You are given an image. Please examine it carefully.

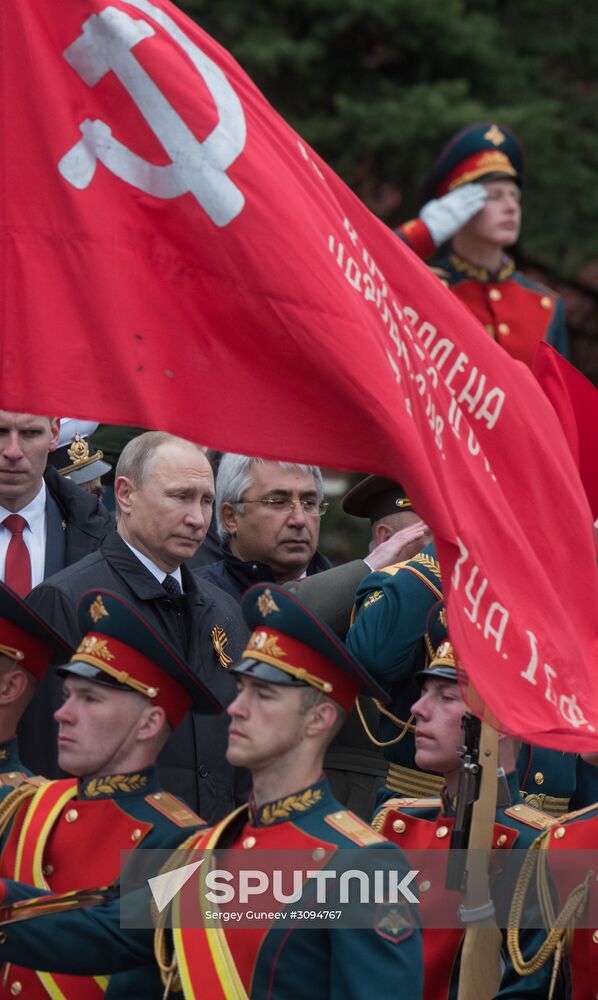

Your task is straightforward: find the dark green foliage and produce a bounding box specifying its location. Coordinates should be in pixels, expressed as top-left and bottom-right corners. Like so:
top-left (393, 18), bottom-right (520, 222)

top-left (180, 0), bottom-right (598, 279)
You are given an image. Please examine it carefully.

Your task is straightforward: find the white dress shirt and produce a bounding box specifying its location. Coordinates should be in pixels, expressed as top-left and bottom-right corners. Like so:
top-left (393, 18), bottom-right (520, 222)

top-left (121, 539), bottom-right (183, 590)
top-left (0, 482), bottom-right (48, 589)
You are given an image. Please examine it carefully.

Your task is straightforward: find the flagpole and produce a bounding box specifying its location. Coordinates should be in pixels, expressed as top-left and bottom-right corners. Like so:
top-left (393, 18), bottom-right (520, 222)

top-left (456, 721), bottom-right (502, 1000)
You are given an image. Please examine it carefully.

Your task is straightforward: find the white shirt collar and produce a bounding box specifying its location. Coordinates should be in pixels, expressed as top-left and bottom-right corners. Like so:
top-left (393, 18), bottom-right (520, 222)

top-left (0, 481), bottom-right (47, 531)
top-left (120, 538), bottom-right (183, 588)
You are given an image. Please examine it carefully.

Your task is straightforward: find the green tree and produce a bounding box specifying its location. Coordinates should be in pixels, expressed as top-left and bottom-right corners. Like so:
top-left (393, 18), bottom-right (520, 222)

top-left (181, 0), bottom-right (598, 279)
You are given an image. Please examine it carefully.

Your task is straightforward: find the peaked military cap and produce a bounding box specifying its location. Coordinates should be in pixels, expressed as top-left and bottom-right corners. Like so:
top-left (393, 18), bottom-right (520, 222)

top-left (235, 583), bottom-right (390, 711)
top-left (0, 581), bottom-right (73, 680)
top-left (419, 122), bottom-right (524, 207)
top-left (60, 590), bottom-right (223, 727)
top-left (46, 433), bottom-right (111, 486)
top-left (416, 601), bottom-right (457, 686)
top-left (342, 475), bottom-right (413, 524)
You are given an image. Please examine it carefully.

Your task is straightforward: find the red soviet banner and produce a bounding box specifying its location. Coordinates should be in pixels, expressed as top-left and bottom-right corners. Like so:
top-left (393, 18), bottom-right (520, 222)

top-left (1, 0), bottom-right (597, 748)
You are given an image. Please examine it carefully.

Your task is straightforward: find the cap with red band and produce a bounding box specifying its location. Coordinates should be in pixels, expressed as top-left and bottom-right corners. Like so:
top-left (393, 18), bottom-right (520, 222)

top-left (419, 121), bottom-right (524, 208)
top-left (60, 590), bottom-right (223, 728)
top-left (235, 584), bottom-right (389, 711)
top-left (0, 580), bottom-right (72, 679)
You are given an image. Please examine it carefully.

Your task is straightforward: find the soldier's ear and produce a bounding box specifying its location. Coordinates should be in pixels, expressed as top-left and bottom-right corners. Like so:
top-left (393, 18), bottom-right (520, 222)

top-left (220, 502), bottom-right (239, 537)
top-left (0, 665), bottom-right (29, 704)
top-left (303, 699), bottom-right (339, 739)
top-left (373, 521), bottom-right (394, 545)
top-left (137, 704), bottom-right (167, 742)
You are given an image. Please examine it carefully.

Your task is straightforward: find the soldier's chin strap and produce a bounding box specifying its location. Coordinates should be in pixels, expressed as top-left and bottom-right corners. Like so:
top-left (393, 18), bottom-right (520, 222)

top-left (455, 719), bottom-right (502, 1000)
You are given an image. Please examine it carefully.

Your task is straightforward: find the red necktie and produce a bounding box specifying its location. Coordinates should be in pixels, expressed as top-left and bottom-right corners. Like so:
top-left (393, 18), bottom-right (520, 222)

top-left (3, 514), bottom-right (32, 597)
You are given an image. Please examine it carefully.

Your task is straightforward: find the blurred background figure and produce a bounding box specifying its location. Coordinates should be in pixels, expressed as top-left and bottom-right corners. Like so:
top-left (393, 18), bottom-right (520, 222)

top-left (47, 424), bottom-right (112, 502)
top-left (397, 122), bottom-right (569, 367)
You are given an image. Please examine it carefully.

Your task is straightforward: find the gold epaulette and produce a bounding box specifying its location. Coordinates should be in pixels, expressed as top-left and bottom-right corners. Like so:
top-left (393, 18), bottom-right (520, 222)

top-left (145, 791), bottom-right (204, 828)
top-left (325, 810), bottom-right (386, 846)
top-left (0, 781), bottom-right (42, 839)
top-left (24, 774), bottom-right (49, 788)
top-left (391, 796), bottom-right (442, 809)
top-left (0, 771), bottom-right (30, 789)
top-left (503, 803), bottom-right (559, 830)
top-left (378, 561), bottom-right (408, 576)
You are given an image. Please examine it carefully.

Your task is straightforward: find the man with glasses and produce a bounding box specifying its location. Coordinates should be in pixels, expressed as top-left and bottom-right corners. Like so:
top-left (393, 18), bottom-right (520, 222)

top-left (195, 454), bottom-right (331, 601)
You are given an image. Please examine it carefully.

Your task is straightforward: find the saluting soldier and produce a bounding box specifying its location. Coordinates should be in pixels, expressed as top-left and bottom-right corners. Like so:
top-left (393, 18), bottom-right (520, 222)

top-left (373, 602), bottom-right (565, 999)
top-left (0, 584), bottom-right (424, 999)
top-left (0, 581), bottom-right (72, 793)
top-left (0, 588), bottom-right (222, 999)
top-left (396, 122), bottom-right (569, 368)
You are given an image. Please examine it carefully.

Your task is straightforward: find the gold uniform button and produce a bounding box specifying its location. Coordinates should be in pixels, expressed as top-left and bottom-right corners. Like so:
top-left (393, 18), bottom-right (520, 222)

top-left (534, 772), bottom-right (545, 786)
top-left (10, 984), bottom-right (22, 996)
top-left (436, 825), bottom-right (449, 839)
top-left (485, 324), bottom-right (495, 337)
top-left (496, 834), bottom-right (507, 847)
top-left (131, 829), bottom-right (142, 843)
top-left (541, 296), bottom-right (553, 309)
top-left (42, 864), bottom-right (54, 877)
top-left (489, 288), bottom-right (502, 301)
top-left (65, 809), bottom-right (78, 823)
top-left (419, 880), bottom-right (431, 893)
top-left (553, 827), bottom-right (566, 840)
top-left (0, 931), bottom-right (6, 944)
top-left (243, 836), bottom-right (256, 849)
top-left (497, 322), bottom-right (510, 335)
top-left (312, 847), bottom-right (326, 861)
top-left (592, 930), bottom-right (598, 944)
top-left (392, 819), bottom-right (406, 834)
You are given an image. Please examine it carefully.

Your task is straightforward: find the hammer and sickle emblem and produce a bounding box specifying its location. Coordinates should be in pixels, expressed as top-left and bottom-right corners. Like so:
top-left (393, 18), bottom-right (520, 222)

top-left (58, 0), bottom-right (246, 227)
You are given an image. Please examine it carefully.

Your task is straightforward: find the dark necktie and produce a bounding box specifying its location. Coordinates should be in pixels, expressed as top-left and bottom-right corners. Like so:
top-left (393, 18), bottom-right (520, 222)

top-left (163, 573), bottom-right (182, 597)
top-left (3, 514), bottom-right (32, 597)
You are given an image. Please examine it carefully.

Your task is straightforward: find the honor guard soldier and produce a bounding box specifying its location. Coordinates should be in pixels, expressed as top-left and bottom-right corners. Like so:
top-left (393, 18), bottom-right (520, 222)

top-left (0, 581), bottom-right (73, 793)
top-left (0, 588), bottom-right (223, 1000)
top-left (154, 582), bottom-right (423, 999)
top-left (373, 603), bottom-right (564, 999)
top-left (396, 122), bottom-right (569, 367)
top-left (0, 584), bottom-right (424, 1000)
top-left (347, 542), bottom-right (593, 818)
top-left (508, 752), bottom-right (598, 998)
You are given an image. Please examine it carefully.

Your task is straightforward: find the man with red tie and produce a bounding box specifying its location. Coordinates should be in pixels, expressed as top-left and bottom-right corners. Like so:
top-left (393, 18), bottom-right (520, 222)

top-left (0, 412), bottom-right (111, 596)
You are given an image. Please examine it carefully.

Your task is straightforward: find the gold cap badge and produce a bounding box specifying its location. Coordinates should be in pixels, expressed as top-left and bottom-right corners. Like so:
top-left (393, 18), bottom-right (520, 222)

top-left (89, 595), bottom-right (109, 624)
top-left (484, 124), bottom-right (506, 146)
top-left (256, 589), bottom-right (280, 617)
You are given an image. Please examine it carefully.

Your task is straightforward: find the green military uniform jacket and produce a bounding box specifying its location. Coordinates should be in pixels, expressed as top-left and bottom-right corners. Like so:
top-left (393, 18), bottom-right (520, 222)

top-left (0, 779), bottom-right (423, 999)
top-left (0, 765), bottom-right (203, 999)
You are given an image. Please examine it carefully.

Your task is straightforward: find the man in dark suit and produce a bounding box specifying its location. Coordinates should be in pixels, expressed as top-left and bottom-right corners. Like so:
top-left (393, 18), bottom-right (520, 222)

top-left (27, 431), bottom-right (249, 823)
top-left (0, 412), bottom-right (112, 592)
top-left (0, 411), bottom-right (112, 777)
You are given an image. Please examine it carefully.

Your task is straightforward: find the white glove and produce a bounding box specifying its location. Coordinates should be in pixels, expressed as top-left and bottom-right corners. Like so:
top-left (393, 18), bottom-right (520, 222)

top-left (419, 183), bottom-right (488, 247)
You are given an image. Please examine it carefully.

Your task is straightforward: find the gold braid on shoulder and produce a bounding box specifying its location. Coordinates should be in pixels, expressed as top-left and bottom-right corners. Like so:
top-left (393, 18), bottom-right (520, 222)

top-left (0, 783), bottom-right (38, 840)
top-left (507, 825), bottom-right (592, 999)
